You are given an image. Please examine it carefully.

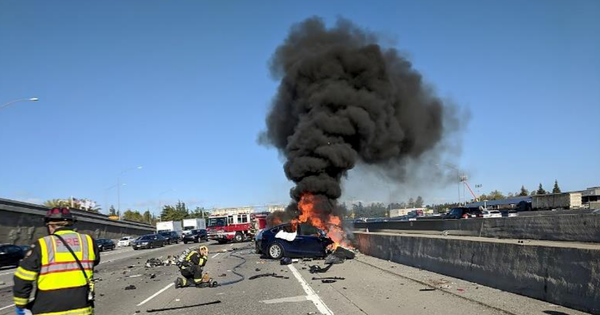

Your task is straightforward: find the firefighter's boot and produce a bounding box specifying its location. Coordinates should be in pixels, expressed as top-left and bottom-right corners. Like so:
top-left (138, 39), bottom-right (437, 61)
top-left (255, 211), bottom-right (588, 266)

top-left (174, 277), bottom-right (184, 289)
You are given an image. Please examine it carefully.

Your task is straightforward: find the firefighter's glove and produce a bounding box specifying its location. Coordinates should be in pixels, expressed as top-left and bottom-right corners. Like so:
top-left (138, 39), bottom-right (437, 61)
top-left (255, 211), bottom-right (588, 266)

top-left (15, 306), bottom-right (26, 315)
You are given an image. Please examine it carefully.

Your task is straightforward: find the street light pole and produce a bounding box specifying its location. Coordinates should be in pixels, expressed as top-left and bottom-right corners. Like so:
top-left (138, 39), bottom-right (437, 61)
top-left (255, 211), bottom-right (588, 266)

top-left (105, 183), bottom-right (126, 214)
top-left (117, 166), bottom-right (143, 213)
top-left (0, 98), bottom-right (39, 111)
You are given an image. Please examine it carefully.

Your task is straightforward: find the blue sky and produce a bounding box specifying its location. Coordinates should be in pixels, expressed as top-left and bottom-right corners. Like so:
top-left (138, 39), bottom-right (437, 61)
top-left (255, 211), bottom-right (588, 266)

top-left (1, 0), bottom-right (598, 214)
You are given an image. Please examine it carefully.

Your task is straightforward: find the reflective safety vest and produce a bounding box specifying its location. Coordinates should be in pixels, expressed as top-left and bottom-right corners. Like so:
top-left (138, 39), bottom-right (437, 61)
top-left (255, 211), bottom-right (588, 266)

top-left (37, 230), bottom-right (96, 291)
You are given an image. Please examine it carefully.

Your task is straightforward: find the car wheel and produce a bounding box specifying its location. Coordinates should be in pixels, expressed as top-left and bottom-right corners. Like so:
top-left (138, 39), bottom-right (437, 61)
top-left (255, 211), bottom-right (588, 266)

top-left (183, 240), bottom-right (188, 244)
top-left (268, 242), bottom-right (284, 259)
top-left (133, 247), bottom-right (138, 250)
top-left (234, 233), bottom-right (243, 243)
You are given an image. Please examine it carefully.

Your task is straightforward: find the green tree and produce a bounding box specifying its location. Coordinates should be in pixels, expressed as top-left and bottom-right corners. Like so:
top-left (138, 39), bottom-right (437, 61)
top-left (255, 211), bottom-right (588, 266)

top-left (518, 186), bottom-right (529, 197)
top-left (537, 183), bottom-right (547, 195)
top-left (415, 196), bottom-right (424, 208)
top-left (122, 209), bottom-right (144, 222)
top-left (108, 205), bottom-right (117, 216)
top-left (552, 180), bottom-right (561, 194)
top-left (160, 200), bottom-right (189, 221)
top-left (408, 197), bottom-right (415, 208)
top-left (44, 199), bottom-right (70, 208)
top-left (488, 190), bottom-right (506, 200)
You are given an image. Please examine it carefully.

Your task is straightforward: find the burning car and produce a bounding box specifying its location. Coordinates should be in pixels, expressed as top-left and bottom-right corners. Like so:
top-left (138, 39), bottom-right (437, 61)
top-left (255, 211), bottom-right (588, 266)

top-left (256, 223), bottom-right (333, 259)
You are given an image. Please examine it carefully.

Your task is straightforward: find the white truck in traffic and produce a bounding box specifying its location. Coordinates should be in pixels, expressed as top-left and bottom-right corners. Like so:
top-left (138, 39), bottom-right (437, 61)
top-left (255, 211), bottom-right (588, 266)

top-left (156, 221), bottom-right (183, 233)
top-left (182, 218), bottom-right (206, 235)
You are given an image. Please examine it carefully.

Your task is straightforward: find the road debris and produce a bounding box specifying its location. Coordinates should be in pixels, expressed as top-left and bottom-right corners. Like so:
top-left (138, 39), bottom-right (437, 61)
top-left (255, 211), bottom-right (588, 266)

top-left (249, 273), bottom-right (290, 280)
top-left (128, 274), bottom-right (142, 278)
top-left (145, 258), bottom-right (164, 268)
top-left (419, 288), bottom-right (436, 292)
top-left (280, 257), bottom-right (293, 265)
top-left (312, 276), bottom-right (345, 281)
top-left (309, 264), bottom-right (333, 274)
top-left (124, 285), bottom-right (137, 290)
top-left (325, 247), bottom-right (355, 264)
top-left (255, 268), bottom-right (261, 272)
top-left (146, 300), bottom-right (221, 312)
top-left (218, 273), bottom-right (227, 277)
top-left (321, 279), bottom-right (336, 283)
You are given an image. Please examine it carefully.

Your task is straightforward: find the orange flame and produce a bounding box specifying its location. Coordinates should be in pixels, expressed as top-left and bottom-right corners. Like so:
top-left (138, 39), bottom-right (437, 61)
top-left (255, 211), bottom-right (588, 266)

top-left (293, 193), bottom-right (352, 250)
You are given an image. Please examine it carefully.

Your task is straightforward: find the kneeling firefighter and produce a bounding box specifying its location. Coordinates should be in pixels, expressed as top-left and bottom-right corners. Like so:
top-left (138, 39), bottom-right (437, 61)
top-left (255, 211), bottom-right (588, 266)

top-left (175, 245), bottom-right (217, 288)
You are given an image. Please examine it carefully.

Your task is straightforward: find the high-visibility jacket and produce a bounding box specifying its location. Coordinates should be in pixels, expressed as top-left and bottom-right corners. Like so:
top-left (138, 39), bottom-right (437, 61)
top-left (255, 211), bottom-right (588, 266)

top-left (184, 250), bottom-right (207, 267)
top-left (13, 229), bottom-right (100, 315)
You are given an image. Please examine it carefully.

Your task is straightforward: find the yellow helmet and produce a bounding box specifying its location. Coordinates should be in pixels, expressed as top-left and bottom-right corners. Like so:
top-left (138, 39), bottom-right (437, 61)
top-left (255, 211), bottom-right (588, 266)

top-left (199, 245), bottom-right (208, 253)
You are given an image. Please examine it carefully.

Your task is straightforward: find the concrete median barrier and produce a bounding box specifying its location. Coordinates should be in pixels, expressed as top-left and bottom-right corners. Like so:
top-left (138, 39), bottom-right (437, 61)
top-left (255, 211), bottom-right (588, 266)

top-left (354, 231), bottom-right (600, 314)
top-left (0, 198), bottom-right (155, 245)
top-left (354, 212), bottom-right (600, 243)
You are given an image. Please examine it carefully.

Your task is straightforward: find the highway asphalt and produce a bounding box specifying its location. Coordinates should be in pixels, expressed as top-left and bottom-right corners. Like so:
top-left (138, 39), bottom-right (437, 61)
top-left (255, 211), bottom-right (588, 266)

top-left (0, 241), bottom-right (591, 315)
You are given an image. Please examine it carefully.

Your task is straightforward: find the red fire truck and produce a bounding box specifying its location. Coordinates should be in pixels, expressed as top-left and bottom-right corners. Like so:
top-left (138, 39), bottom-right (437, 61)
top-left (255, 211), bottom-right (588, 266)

top-left (207, 208), bottom-right (269, 244)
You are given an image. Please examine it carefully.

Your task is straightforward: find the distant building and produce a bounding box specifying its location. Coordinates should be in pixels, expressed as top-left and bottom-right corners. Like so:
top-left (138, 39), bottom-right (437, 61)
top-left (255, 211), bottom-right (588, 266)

top-left (583, 187), bottom-right (600, 209)
top-left (389, 208), bottom-right (427, 217)
top-left (465, 196), bottom-right (531, 210)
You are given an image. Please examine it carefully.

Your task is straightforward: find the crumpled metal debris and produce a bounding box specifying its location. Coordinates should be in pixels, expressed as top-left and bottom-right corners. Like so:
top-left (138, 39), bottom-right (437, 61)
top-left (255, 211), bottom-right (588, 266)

top-left (124, 285), bottom-right (136, 290)
top-left (324, 247), bottom-right (355, 264)
top-left (309, 264), bottom-right (333, 274)
top-left (145, 258), bottom-right (164, 268)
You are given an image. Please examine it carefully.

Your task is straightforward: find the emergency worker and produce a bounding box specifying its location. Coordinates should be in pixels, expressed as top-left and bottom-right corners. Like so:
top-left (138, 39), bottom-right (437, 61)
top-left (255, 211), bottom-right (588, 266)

top-left (175, 245), bottom-right (211, 288)
top-left (13, 208), bottom-right (100, 315)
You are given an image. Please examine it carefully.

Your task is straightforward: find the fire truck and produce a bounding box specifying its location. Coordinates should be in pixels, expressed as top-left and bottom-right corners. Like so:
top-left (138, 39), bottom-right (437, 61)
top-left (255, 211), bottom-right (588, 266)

top-left (207, 208), bottom-right (269, 243)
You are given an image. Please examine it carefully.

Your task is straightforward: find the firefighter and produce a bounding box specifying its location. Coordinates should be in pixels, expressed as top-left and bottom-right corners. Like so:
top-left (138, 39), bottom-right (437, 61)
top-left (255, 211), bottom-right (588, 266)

top-left (175, 245), bottom-right (213, 288)
top-left (13, 208), bottom-right (100, 315)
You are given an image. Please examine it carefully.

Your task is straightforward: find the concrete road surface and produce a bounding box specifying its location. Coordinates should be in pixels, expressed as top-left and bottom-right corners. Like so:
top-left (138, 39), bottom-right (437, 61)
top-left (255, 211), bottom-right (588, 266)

top-left (0, 241), bottom-right (590, 315)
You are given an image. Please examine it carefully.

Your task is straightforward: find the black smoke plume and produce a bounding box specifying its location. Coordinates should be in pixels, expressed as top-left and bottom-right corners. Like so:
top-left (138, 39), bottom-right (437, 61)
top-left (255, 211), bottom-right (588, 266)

top-left (261, 17), bottom-right (457, 226)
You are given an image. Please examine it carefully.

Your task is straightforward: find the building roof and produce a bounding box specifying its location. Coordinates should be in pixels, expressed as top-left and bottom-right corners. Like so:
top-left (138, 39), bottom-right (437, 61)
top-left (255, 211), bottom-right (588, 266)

top-left (465, 196), bottom-right (531, 208)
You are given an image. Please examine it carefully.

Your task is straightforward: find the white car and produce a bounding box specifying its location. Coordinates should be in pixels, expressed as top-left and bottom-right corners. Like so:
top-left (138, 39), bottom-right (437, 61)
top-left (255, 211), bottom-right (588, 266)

top-left (117, 236), bottom-right (135, 247)
top-left (482, 210), bottom-right (502, 218)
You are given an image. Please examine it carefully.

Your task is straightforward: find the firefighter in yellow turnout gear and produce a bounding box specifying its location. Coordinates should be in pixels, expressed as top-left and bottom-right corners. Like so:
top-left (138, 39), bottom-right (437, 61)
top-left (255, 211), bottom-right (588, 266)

top-left (175, 245), bottom-right (216, 288)
top-left (13, 208), bottom-right (100, 315)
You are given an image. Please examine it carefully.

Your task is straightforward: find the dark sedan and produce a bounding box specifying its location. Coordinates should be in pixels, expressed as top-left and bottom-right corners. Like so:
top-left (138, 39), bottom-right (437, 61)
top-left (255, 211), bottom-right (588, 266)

top-left (96, 239), bottom-right (116, 252)
top-left (182, 229), bottom-right (207, 244)
top-left (158, 231), bottom-right (180, 245)
top-left (133, 234), bottom-right (167, 250)
top-left (0, 244), bottom-right (27, 268)
top-left (257, 223), bottom-right (333, 259)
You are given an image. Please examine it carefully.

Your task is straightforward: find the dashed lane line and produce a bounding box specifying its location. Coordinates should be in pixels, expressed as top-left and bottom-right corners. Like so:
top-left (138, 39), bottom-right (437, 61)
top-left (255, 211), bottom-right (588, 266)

top-left (137, 283), bottom-right (174, 307)
top-left (287, 264), bottom-right (334, 315)
top-left (211, 253), bottom-right (220, 259)
top-left (0, 303), bottom-right (14, 312)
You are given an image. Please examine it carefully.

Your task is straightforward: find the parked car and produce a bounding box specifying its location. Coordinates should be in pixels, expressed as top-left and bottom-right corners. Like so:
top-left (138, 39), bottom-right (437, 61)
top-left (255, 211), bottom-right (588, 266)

top-left (0, 244), bottom-right (27, 268)
top-left (97, 239), bottom-right (116, 252)
top-left (443, 207), bottom-right (483, 219)
top-left (257, 223), bottom-right (333, 259)
top-left (482, 210), bottom-right (502, 218)
top-left (133, 234), bottom-right (167, 250)
top-left (182, 229), bottom-right (207, 244)
top-left (158, 231), bottom-right (180, 245)
top-left (117, 236), bottom-right (135, 247)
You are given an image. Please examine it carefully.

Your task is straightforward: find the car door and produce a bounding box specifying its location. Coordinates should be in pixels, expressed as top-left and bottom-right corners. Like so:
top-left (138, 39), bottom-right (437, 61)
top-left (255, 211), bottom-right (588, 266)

top-left (294, 224), bottom-right (327, 257)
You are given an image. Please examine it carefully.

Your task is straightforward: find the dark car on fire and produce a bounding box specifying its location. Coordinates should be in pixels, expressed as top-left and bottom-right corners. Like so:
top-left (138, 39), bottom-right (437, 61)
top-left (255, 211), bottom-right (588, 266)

top-left (256, 223), bottom-right (333, 259)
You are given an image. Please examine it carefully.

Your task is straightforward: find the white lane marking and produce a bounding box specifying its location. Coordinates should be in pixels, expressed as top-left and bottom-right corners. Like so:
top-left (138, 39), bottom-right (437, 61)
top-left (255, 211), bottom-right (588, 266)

top-left (261, 295), bottom-right (309, 304)
top-left (211, 253), bottom-right (220, 259)
top-left (0, 270), bottom-right (16, 276)
top-left (287, 264), bottom-right (334, 315)
top-left (137, 283), bottom-right (174, 306)
top-left (0, 303), bottom-right (15, 311)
